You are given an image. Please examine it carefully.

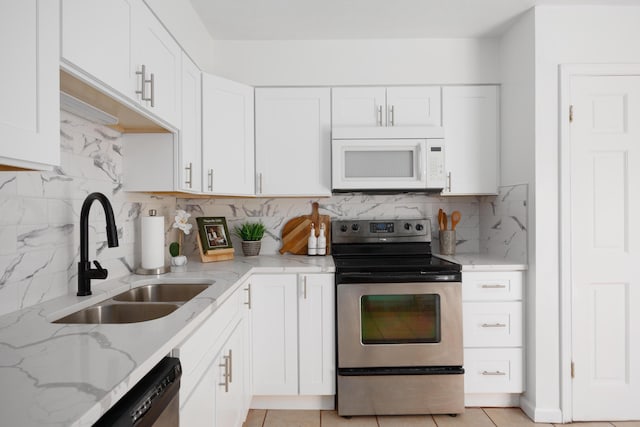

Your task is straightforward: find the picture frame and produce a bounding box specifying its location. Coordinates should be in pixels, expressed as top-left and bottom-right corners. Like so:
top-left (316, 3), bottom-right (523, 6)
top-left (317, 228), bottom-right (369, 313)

top-left (196, 217), bottom-right (233, 253)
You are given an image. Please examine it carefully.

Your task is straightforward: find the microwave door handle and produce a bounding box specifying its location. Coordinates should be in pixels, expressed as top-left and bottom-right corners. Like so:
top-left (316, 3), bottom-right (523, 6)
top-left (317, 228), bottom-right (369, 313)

top-left (418, 144), bottom-right (426, 182)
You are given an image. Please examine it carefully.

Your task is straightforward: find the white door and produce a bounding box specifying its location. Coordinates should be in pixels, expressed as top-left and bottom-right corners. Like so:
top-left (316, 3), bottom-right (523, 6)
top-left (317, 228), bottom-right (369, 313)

top-left (570, 75), bottom-right (640, 420)
top-left (180, 52), bottom-right (201, 192)
top-left (61, 0), bottom-right (134, 97)
top-left (298, 274), bottom-right (335, 395)
top-left (332, 87), bottom-right (387, 127)
top-left (255, 88), bottom-right (331, 196)
top-left (202, 74), bottom-right (255, 195)
top-left (0, 0), bottom-right (59, 170)
top-left (386, 86), bottom-right (441, 127)
top-left (250, 275), bottom-right (298, 395)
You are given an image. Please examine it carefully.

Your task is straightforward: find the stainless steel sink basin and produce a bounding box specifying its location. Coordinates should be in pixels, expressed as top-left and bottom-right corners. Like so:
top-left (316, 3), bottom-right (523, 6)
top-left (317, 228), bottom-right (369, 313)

top-left (112, 283), bottom-right (211, 303)
top-left (53, 303), bottom-right (180, 324)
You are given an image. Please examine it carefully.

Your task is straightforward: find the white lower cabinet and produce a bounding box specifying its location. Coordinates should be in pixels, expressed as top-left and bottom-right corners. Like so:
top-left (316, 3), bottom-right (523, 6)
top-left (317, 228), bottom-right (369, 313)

top-left (462, 270), bottom-right (524, 405)
top-left (174, 283), bottom-right (250, 427)
top-left (249, 273), bottom-right (335, 399)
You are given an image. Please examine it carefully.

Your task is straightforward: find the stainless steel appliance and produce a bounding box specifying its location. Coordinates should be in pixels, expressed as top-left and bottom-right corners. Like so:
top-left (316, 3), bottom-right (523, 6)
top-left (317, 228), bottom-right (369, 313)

top-left (94, 357), bottom-right (182, 426)
top-left (331, 126), bottom-right (446, 192)
top-left (333, 219), bottom-right (463, 416)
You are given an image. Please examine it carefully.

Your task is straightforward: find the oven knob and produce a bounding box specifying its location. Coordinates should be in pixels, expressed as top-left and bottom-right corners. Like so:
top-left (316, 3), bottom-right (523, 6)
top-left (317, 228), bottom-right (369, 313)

top-left (404, 223), bottom-right (412, 230)
top-left (340, 224), bottom-right (348, 232)
top-left (351, 224), bottom-right (360, 232)
top-left (415, 223), bottom-right (424, 231)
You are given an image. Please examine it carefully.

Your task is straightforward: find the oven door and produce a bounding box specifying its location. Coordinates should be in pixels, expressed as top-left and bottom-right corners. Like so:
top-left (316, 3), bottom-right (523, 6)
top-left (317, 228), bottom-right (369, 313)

top-left (337, 282), bottom-right (462, 368)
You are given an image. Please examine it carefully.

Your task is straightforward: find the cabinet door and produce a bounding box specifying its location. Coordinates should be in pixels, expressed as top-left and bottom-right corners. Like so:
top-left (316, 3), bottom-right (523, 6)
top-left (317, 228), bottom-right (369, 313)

top-left (132, 0), bottom-right (181, 127)
top-left (441, 86), bottom-right (499, 195)
top-left (298, 274), bottom-right (335, 395)
top-left (202, 74), bottom-right (255, 195)
top-left (0, 0), bottom-right (59, 170)
top-left (249, 274), bottom-right (298, 395)
top-left (61, 0), bottom-right (134, 97)
top-left (332, 87), bottom-right (386, 127)
top-left (255, 88), bottom-right (331, 196)
top-left (386, 86), bottom-right (441, 127)
top-left (179, 53), bottom-right (202, 192)
top-left (215, 319), bottom-right (246, 427)
top-left (180, 359), bottom-right (216, 427)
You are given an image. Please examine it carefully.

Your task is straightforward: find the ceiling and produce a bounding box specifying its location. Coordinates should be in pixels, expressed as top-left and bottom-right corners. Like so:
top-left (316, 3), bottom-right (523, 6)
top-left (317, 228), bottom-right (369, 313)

top-left (189, 0), bottom-right (640, 40)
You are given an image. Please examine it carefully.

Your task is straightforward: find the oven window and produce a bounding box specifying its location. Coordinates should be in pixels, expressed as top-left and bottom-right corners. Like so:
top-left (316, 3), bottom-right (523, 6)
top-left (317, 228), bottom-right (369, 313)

top-left (360, 294), bottom-right (441, 344)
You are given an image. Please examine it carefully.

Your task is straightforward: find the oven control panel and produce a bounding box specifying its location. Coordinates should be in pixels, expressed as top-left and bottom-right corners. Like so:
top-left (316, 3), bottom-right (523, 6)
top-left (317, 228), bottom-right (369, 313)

top-left (333, 218), bottom-right (431, 243)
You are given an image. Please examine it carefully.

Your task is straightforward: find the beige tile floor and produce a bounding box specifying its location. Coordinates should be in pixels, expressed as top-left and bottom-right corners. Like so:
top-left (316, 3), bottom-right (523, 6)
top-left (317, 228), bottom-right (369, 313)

top-left (243, 408), bottom-right (640, 427)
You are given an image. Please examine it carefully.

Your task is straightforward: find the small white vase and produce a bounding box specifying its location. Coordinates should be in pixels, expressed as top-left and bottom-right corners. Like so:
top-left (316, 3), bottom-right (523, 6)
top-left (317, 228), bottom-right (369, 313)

top-left (170, 255), bottom-right (188, 272)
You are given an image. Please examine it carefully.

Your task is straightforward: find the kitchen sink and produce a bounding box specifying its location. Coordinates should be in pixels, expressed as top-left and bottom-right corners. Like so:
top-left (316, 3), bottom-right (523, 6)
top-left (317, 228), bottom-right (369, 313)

top-left (112, 283), bottom-right (211, 303)
top-left (53, 303), bottom-right (180, 324)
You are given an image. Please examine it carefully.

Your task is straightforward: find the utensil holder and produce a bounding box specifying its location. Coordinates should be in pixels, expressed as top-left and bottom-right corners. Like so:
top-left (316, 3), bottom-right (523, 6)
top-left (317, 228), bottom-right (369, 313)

top-left (440, 230), bottom-right (456, 255)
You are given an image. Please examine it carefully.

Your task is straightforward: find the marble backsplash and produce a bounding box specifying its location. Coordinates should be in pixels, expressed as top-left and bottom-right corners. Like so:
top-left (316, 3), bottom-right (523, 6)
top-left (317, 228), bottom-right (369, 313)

top-left (178, 194), bottom-right (484, 256)
top-left (0, 111), bottom-right (176, 316)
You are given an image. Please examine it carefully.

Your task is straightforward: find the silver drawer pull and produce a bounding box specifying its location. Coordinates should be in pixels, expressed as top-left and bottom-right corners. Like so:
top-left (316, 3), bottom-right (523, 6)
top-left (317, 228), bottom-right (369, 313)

top-left (481, 284), bottom-right (507, 289)
top-left (481, 370), bottom-right (507, 376)
top-left (481, 322), bottom-right (507, 328)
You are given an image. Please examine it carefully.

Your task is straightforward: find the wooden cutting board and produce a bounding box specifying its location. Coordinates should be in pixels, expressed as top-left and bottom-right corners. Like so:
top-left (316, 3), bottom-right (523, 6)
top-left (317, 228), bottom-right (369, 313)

top-left (279, 202), bottom-right (331, 255)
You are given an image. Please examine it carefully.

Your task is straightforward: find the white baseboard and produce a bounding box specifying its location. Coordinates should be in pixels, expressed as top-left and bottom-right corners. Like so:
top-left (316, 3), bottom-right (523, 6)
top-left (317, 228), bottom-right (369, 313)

top-left (465, 393), bottom-right (521, 407)
top-left (519, 396), bottom-right (563, 423)
top-left (251, 395), bottom-right (335, 410)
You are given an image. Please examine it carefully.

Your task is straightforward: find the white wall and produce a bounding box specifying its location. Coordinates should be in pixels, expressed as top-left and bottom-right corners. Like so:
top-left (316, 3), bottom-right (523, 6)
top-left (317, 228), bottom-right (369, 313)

top-left (498, 9), bottom-right (542, 420)
top-left (144, 0), bottom-right (216, 72)
top-left (532, 5), bottom-right (640, 422)
top-left (210, 38), bottom-right (501, 86)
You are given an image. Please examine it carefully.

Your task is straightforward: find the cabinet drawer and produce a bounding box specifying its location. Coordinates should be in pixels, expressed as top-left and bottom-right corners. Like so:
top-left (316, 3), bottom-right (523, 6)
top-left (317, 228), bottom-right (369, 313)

top-left (462, 271), bottom-right (523, 301)
top-left (464, 348), bottom-right (523, 393)
top-left (463, 302), bottom-right (522, 347)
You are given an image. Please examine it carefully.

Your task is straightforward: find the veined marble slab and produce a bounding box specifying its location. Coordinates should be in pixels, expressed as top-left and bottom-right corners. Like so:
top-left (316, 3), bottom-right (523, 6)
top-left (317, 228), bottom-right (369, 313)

top-left (435, 253), bottom-right (527, 271)
top-left (0, 254), bottom-right (333, 427)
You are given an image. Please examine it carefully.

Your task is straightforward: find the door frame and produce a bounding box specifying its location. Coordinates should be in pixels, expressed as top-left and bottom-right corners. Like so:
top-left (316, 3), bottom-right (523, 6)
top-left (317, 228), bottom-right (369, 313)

top-left (559, 63), bottom-right (640, 423)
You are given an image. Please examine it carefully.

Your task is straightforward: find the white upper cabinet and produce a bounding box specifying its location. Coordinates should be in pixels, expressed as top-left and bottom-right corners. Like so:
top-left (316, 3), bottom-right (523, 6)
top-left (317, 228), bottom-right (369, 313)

top-left (61, 0), bottom-right (181, 128)
top-left (332, 86), bottom-right (441, 128)
top-left (131, 0), bottom-right (182, 127)
top-left (255, 88), bottom-right (331, 196)
top-left (202, 74), bottom-right (255, 196)
top-left (441, 86), bottom-right (499, 195)
top-left (180, 52), bottom-right (202, 192)
top-left (61, 0), bottom-right (134, 97)
top-left (332, 87), bottom-right (387, 127)
top-left (0, 0), bottom-right (59, 170)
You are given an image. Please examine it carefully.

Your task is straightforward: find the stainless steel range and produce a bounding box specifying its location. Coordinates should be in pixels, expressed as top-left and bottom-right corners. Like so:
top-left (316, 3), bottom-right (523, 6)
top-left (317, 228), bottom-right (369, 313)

top-left (332, 218), bottom-right (464, 416)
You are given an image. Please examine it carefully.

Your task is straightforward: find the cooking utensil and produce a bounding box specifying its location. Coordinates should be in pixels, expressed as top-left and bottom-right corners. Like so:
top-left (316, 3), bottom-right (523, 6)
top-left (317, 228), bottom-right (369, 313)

top-left (438, 209), bottom-right (444, 231)
top-left (442, 212), bottom-right (448, 231)
top-left (279, 202), bottom-right (331, 255)
top-left (450, 211), bottom-right (461, 231)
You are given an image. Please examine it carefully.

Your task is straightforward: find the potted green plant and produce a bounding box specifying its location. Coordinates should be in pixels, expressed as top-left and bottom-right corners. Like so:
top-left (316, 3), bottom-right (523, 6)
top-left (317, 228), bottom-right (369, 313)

top-left (234, 221), bottom-right (266, 256)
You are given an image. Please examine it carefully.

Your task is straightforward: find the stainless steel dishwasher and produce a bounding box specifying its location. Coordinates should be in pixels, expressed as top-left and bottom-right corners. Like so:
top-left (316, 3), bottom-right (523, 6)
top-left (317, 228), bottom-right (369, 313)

top-left (94, 356), bottom-right (182, 427)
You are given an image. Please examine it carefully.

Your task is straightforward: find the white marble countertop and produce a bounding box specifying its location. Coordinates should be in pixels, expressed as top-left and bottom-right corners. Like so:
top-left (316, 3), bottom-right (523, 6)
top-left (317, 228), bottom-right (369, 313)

top-left (0, 254), bottom-right (334, 427)
top-left (435, 253), bottom-right (528, 271)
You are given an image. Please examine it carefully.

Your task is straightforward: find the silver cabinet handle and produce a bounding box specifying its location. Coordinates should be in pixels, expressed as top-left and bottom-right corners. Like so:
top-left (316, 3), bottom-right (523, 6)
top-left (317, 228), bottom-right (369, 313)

top-left (219, 353), bottom-right (230, 392)
top-left (258, 173), bottom-right (263, 194)
top-left (377, 105), bottom-right (383, 126)
top-left (149, 72), bottom-right (155, 107)
top-left (481, 370), bottom-right (507, 376)
top-left (185, 162), bottom-right (193, 188)
top-left (481, 323), bottom-right (507, 328)
top-left (390, 105), bottom-right (395, 126)
top-left (447, 172), bottom-right (452, 192)
top-left (481, 284), bottom-right (507, 289)
top-left (135, 64), bottom-right (148, 102)
top-left (244, 283), bottom-right (251, 309)
top-left (228, 349), bottom-right (233, 383)
top-left (208, 169), bottom-right (213, 191)
top-left (303, 276), bottom-right (307, 299)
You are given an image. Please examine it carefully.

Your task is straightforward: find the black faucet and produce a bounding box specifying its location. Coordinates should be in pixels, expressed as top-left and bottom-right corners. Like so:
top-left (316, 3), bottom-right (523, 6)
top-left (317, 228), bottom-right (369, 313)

top-left (77, 192), bottom-right (119, 296)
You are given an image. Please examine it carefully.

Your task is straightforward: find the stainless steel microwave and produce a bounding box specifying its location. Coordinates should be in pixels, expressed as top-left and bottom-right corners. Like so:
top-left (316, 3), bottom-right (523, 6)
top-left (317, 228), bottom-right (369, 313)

top-left (331, 126), bottom-right (446, 192)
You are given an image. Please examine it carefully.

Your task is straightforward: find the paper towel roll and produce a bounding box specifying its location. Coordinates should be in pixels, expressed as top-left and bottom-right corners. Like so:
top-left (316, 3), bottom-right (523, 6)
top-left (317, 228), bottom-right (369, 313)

top-left (141, 214), bottom-right (165, 269)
